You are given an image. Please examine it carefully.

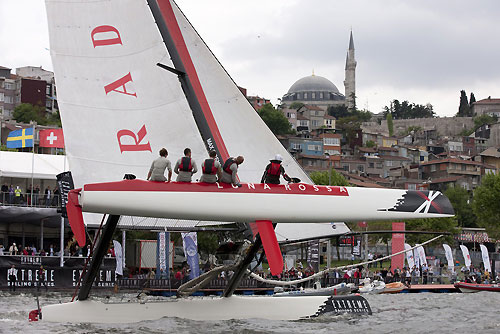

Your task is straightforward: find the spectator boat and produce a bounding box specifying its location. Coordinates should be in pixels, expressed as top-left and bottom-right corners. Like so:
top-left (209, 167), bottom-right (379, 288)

top-left (454, 282), bottom-right (500, 293)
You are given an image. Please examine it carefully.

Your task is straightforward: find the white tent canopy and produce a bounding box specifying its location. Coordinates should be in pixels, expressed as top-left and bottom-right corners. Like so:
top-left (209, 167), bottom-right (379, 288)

top-left (0, 151), bottom-right (69, 180)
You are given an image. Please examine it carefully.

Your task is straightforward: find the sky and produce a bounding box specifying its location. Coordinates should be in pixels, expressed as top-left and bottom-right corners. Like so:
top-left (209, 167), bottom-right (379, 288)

top-left (1, 0), bottom-right (500, 117)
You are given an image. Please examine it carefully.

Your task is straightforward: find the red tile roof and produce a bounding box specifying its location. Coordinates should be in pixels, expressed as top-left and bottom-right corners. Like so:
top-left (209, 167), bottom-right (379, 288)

top-left (474, 98), bottom-right (500, 104)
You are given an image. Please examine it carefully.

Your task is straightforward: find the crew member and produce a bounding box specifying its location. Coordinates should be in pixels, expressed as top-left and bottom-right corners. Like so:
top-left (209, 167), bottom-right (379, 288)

top-left (8, 265), bottom-right (17, 292)
top-left (200, 150), bottom-right (221, 184)
top-left (174, 148), bottom-right (198, 182)
top-left (220, 156), bottom-right (244, 187)
top-left (261, 154), bottom-right (291, 184)
top-left (147, 148), bottom-right (172, 182)
top-left (37, 265), bottom-right (48, 292)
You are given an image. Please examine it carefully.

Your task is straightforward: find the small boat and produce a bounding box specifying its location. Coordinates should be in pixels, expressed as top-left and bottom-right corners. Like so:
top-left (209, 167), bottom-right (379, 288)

top-left (380, 282), bottom-right (404, 294)
top-left (454, 282), bottom-right (500, 293)
top-left (273, 282), bottom-right (351, 297)
top-left (359, 279), bottom-right (386, 294)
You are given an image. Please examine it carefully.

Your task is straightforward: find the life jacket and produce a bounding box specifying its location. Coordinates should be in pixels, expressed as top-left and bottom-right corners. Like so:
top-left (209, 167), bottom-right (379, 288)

top-left (202, 158), bottom-right (217, 175)
top-left (266, 162), bottom-right (282, 177)
top-left (223, 158), bottom-right (236, 175)
top-left (179, 157), bottom-right (192, 172)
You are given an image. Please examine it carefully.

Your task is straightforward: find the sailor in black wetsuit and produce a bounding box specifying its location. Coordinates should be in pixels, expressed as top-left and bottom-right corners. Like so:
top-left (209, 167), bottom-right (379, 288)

top-left (261, 154), bottom-right (291, 184)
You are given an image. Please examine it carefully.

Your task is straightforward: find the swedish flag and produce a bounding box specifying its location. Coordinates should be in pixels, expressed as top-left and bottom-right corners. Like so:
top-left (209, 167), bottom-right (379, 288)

top-left (6, 128), bottom-right (34, 148)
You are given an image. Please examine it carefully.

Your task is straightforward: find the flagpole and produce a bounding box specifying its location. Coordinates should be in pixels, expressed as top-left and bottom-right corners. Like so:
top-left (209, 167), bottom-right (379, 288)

top-left (31, 122), bottom-right (36, 207)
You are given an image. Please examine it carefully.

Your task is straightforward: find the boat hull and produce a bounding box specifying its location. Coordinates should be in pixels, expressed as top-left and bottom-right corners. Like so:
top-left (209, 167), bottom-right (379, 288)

top-left (77, 179), bottom-right (454, 223)
top-left (40, 295), bottom-right (371, 323)
top-left (454, 282), bottom-right (500, 293)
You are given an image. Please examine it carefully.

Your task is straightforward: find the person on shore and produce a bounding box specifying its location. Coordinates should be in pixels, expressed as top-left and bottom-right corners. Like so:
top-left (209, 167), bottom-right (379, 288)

top-left (147, 148), bottom-right (172, 182)
top-left (200, 150), bottom-right (221, 183)
top-left (0, 244), bottom-right (4, 255)
top-left (261, 154), bottom-right (291, 184)
top-left (8, 185), bottom-right (14, 204)
top-left (8, 265), bottom-right (17, 291)
top-left (220, 156), bottom-right (244, 187)
top-left (1, 183), bottom-right (8, 203)
top-left (9, 242), bottom-right (18, 255)
top-left (14, 185), bottom-right (22, 205)
top-left (174, 148), bottom-right (198, 182)
top-left (37, 265), bottom-right (48, 292)
top-left (34, 185), bottom-right (40, 206)
top-left (45, 186), bottom-right (52, 207)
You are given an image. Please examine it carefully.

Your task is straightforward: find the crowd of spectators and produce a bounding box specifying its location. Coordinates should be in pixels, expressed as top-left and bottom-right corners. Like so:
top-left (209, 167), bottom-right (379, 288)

top-left (0, 183), bottom-right (60, 207)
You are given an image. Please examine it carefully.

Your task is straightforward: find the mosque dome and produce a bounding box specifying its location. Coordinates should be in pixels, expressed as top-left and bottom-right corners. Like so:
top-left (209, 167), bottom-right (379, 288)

top-left (287, 75), bottom-right (340, 94)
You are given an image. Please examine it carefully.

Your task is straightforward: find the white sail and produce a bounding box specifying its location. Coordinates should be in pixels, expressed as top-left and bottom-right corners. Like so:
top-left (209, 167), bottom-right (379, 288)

top-left (45, 0), bottom-right (349, 237)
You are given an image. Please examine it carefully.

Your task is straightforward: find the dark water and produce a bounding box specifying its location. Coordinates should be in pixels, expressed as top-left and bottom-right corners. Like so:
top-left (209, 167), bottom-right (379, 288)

top-left (1, 291), bottom-right (499, 333)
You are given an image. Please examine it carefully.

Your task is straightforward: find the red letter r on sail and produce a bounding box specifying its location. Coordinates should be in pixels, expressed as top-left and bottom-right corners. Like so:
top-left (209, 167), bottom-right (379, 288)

top-left (117, 125), bottom-right (152, 153)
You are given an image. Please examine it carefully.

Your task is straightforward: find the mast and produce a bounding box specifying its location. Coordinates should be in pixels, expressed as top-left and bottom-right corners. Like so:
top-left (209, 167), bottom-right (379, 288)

top-left (147, 0), bottom-right (230, 163)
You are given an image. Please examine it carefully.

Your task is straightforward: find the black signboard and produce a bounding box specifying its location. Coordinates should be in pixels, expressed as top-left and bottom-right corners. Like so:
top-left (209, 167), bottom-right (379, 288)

top-left (0, 255), bottom-right (116, 289)
top-left (56, 171), bottom-right (75, 218)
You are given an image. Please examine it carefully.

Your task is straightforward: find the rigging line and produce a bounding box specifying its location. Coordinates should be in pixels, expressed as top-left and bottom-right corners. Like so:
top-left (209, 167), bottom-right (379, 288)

top-left (247, 234), bottom-right (444, 286)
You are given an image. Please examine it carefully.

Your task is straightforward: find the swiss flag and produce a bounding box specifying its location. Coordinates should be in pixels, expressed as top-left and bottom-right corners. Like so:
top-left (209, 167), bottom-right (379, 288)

top-left (39, 129), bottom-right (65, 148)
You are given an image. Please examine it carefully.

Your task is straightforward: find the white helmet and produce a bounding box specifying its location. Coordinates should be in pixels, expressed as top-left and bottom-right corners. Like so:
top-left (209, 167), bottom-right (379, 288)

top-left (274, 154), bottom-right (283, 162)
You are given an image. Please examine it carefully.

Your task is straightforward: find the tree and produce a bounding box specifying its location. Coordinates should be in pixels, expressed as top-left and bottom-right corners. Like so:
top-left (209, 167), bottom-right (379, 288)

top-left (365, 140), bottom-right (376, 148)
top-left (444, 185), bottom-right (476, 228)
top-left (289, 102), bottom-right (305, 110)
top-left (405, 217), bottom-right (459, 245)
top-left (257, 103), bottom-right (293, 135)
top-left (457, 90), bottom-right (472, 117)
top-left (13, 103), bottom-right (47, 125)
top-left (386, 113), bottom-right (394, 136)
top-left (336, 116), bottom-right (361, 147)
top-left (327, 104), bottom-right (349, 119)
top-left (310, 169), bottom-right (349, 186)
top-left (469, 92), bottom-right (476, 112)
top-left (474, 114), bottom-right (498, 129)
top-left (12, 103), bottom-right (61, 126)
top-left (384, 99), bottom-right (434, 119)
top-left (472, 172), bottom-right (500, 238)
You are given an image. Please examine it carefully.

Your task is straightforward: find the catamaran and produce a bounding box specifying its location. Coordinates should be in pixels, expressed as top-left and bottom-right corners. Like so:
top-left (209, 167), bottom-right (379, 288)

top-left (35, 0), bottom-right (454, 322)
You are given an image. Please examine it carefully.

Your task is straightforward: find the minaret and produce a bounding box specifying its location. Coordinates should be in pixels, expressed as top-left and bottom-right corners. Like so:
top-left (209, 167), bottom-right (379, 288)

top-left (344, 30), bottom-right (357, 110)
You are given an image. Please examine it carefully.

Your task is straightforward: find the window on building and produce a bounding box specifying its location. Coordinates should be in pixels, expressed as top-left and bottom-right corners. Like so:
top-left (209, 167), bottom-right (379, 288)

top-left (0, 93), bottom-right (4, 102)
top-left (15, 96), bottom-right (20, 103)
top-left (358, 165), bottom-right (364, 172)
top-left (46, 100), bottom-right (52, 108)
top-left (307, 144), bottom-right (321, 151)
top-left (46, 84), bottom-right (51, 95)
top-left (430, 165), bottom-right (437, 172)
top-left (311, 92), bottom-right (316, 99)
top-left (297, 93), bottom-right (301, 99)
top-left (325, 149), bottom-right (340, 155)
top-left (319, 92), bottom-right (324, 99)
top-left (369, 162), bottom-right (374, 168)
top-left (5, 82), bottom-right (15, 90)
top-left (4, 96), bottom-right (13, 104)
top-left (323, 137), bottom-right (340, 146)
top-left (385, 160), bottom-right (394, 167)
top-left (291, 143), bottom-right (302, 150)
top-left (304, 93), bottom-right (308, 99)
top-left (290, 113), bottom-right (296, 118)
top-left (312, 120), bottom-right (320, 127)
top-left (408, 184), bottom-right (416, 190)
top-left (376, 163), bottom-right (383, 169)
top-left (308, 160), bottom-right (313, 166)
top-left (461, 164), bottom-right (466, 171)
top-left (299, 120), bottom-right (308, 127)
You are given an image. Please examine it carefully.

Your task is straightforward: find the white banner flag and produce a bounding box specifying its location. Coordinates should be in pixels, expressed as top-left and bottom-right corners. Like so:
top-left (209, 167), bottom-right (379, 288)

top-left (480, 244), bottom-right (491, 273)
top-left (460, 245), bottom-right (471, 269)
top-left (417, 245), bottom-right (427, 267)
top-left (404, 243), bottom-right (415, 269)
top-left (413, 247), bottom-right (420, 268)
top-left (442, 244), bottom-right (454, 273)
top-left (113, 240), bottom-right (123, 276)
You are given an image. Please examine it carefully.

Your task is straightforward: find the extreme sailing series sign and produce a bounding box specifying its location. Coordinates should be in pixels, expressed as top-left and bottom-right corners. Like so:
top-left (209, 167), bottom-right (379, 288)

top-left (1, 256), bottom-right (117, 289)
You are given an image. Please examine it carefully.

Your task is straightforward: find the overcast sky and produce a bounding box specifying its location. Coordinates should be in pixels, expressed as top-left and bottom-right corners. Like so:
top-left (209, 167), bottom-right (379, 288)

top-left (1, 0), bottom-right (499, 116)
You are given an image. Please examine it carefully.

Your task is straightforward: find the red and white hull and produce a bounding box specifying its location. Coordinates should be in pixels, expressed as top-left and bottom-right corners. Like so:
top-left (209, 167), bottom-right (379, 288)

top-left (76, 179), bottom-right (454, 223)
top-left (454, 282), bottom-right (500, 293)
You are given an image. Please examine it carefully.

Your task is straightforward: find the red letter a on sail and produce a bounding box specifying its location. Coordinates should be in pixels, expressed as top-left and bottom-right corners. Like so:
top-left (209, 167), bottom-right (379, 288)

top-left (117, 125), bottom-right (152, 153)
top-left (91, 25), bottom-right (123, 48)
top-left (104, 73), bottom-right (137, 97)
